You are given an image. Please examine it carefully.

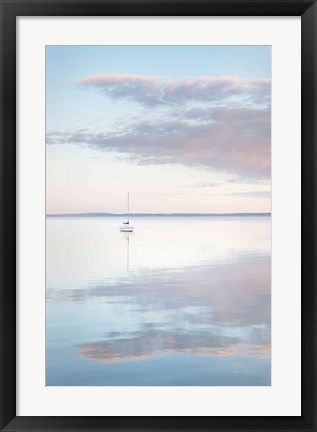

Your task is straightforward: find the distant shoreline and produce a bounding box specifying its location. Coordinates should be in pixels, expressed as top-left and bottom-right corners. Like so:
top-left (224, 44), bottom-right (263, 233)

top-left (46, 212), bottom-right (271, 218)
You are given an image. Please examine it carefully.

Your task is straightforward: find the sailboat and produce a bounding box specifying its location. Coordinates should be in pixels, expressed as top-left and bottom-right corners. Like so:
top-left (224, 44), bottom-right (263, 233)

top-left (120, 192), bottom-right (134, 232)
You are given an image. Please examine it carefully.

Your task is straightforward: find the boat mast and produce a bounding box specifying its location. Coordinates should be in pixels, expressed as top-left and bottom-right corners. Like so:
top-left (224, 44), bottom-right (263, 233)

top-left (128, 192), bottom-right (129, 222)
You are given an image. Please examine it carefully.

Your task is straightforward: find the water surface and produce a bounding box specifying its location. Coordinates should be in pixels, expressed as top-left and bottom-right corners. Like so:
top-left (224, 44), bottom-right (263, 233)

top-left (46, 216), bottom-right (271, 386)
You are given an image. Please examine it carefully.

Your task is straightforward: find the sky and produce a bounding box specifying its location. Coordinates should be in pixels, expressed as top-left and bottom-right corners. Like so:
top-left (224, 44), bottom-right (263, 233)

top-left (46, 46), bottom-right (271, 214)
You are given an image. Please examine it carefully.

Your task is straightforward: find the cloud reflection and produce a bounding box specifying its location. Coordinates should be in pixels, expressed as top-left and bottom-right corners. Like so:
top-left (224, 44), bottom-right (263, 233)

top-left (47, 253), bottom-right (270, 363)
top-left (79, 328), bottom-right (270, 363)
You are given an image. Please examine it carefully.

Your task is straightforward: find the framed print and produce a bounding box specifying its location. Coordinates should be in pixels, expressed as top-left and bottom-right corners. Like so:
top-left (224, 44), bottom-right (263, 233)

top-left (0, 0), bottom-right (316, 431)
top-left (45, 44), bottom-right (273, 388)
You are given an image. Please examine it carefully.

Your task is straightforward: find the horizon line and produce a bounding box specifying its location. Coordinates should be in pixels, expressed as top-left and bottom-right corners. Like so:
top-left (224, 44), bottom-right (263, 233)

top-left (46, 212), bottom-right (271, 217)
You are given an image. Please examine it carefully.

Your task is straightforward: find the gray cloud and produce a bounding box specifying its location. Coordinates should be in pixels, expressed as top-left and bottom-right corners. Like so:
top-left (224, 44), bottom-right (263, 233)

top-left (183, 182), bottom-right (222, 188)
top-left (227, 178), bottom-right (271, 185)
top-left (77, 74), bottom-right (271, 107)
top-left (47, 105), bottom-right (271, 179)
top-left (227, 190), bottom-right (271, 198)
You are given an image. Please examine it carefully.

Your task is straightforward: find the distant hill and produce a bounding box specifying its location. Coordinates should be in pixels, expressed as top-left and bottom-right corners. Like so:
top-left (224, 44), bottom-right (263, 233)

top-left (46, 212), bottom-right (271, 217)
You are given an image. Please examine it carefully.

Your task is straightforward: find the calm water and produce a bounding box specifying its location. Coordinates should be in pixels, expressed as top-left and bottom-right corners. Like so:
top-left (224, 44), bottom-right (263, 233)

top-left (46, 216), bottom-right (271, 386)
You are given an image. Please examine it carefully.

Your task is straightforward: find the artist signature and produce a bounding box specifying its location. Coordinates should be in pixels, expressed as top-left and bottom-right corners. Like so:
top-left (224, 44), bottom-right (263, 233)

top-left (232, 368), bottom-right (256, 375)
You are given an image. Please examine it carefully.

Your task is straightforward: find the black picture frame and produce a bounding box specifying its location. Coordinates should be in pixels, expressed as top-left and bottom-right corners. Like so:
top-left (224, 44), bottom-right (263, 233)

top-left (0, 0), bottom-right (316, 431)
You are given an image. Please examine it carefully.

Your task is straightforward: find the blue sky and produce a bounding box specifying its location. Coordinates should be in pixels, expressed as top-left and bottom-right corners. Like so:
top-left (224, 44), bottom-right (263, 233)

top-left (46, 46), bottom-right (271, 214)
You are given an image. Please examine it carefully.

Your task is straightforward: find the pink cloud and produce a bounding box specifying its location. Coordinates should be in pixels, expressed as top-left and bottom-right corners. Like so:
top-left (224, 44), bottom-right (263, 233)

top-left (77, 73), bottom-right (271, 107)
top-left (47, 105), bottom-right (271, 179)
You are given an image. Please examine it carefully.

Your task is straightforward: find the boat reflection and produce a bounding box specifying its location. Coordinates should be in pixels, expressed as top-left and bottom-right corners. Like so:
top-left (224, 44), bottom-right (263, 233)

top-left (122, 232), bottom-right (130, 271)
